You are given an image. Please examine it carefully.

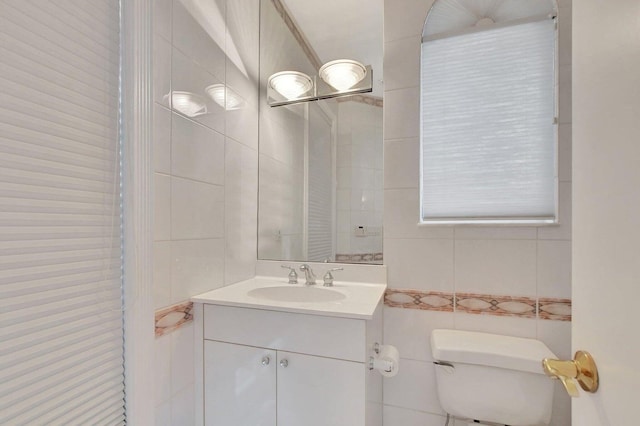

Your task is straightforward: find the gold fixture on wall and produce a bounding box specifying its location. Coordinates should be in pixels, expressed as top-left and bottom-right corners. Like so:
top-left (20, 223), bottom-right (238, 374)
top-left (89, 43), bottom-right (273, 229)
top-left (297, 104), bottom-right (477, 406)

top-left (542, 350), bottom-right (599, 397)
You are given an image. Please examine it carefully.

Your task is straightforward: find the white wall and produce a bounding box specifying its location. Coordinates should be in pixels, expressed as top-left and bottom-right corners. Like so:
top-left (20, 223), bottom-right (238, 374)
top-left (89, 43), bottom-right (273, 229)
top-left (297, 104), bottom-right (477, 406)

top-left (382, 0), bottom-right (573, 424)
top-left (151, 0), bottom-right (260, 422)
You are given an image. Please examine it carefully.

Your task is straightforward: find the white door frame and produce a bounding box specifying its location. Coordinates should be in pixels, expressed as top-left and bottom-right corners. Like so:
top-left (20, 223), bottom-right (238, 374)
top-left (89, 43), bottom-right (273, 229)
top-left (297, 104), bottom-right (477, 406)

top-left (122, 0), bottom-right (155, 424)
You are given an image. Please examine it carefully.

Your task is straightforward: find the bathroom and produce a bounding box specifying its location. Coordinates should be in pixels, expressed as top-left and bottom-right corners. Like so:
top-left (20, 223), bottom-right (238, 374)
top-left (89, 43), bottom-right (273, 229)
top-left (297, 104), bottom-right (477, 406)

top-left (0, 0), bottom-right (638, 425)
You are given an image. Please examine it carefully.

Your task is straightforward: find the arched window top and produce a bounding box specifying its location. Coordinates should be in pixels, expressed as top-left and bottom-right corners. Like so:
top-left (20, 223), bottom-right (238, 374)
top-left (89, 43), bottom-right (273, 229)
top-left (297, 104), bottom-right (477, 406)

top-left (423, 0), bottom-right (557, 40)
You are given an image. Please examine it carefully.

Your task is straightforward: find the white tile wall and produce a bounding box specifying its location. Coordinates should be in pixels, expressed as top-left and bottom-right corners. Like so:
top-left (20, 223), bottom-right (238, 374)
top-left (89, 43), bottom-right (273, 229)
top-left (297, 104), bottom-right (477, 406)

top-left (537, 240), bottom-right (572, 300)
top-left (171, 239), bottom-right (225, 300)
top-left (383, 309), bottom-right (454, 362)
top-left (224, 138), bottom-right (258, 285)
top-left (385, 238), bottom-right (454, 292)
top-left (171, 113), bottom-right (225, 185)
top-left (170, 177), bottom-right (224, 240)
top-left (154, 174), bottom-right (171, 241)
top-left (154, 104), bottom-right (172, 174)
top-left (154, 241), bottom-right (172, 308)
top-left (383, 405), bottom-right (449, 426)
top-left (152, 0), bottom-right (259, 422)
top-left (384, 359), bottom-right (444, 415)
top-left (384, 138), bottom-right (420, 190)
top-left (154, 324), bottom-right (196, 425)
top-left (454, 240), bottom-right (538, 297)
top-left (383, 0), bottom-right (572, 424)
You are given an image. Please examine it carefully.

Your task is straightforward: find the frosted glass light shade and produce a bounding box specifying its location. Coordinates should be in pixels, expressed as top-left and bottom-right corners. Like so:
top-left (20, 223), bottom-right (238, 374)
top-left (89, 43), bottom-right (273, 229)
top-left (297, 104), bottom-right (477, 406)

top-left (319, 59), bottom-right (367, 91)
top-left (168, 91), bottom-right (207, 117)
top-left (206, 84), bottom-right (244, 110)
top-left (268, 71), bottom-right (313, 100)
top-left (205, 84), bottom-right (226, 108)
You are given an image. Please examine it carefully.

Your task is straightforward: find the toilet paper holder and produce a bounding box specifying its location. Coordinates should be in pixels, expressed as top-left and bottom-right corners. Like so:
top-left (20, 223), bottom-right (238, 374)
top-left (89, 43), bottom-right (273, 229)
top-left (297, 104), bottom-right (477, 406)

top-left (368, 342), bottom-right (399, 376)
top-left (369, 343), bottom-right (388, 371)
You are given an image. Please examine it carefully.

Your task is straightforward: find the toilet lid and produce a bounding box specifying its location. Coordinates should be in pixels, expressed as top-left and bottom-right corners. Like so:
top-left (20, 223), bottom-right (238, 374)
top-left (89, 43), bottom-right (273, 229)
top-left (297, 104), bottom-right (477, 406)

top-left (431, 329), bottom-right (557, 374)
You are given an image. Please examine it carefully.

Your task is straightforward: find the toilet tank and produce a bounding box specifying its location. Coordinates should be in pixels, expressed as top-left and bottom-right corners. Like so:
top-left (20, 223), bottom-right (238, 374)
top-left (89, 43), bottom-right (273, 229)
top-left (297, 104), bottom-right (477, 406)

top-left (431, 330), bottom-right (556, 426)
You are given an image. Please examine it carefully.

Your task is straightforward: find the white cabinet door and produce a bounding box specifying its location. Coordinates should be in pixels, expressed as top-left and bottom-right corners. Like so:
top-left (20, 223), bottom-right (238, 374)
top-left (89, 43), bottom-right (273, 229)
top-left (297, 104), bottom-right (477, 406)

top-left (204, 341), bottom-right (276, 426)
top-left (276, 351), bottom-right (365, 426)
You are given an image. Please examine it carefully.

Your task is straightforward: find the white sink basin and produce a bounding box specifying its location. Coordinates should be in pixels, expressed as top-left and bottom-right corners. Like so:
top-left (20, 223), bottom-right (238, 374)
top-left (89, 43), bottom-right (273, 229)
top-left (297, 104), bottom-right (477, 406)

top-left (247, 286), bottom-right (346, 303)
top-left (192, 276), bottom-right (386, 319)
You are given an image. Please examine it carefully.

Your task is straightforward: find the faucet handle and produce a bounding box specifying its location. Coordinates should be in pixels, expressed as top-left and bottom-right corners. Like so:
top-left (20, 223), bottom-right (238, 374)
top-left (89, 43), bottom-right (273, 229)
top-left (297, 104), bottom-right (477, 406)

top-left (281, 265), bottom-right (298, 284)
top-left (323, 267), bottom-right (343, 287)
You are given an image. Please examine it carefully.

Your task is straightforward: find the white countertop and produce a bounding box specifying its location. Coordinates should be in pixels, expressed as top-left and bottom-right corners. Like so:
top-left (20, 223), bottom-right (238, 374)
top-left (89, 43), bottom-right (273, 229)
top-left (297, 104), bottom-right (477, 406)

top-left (191, 276), bottom-right (386, 320)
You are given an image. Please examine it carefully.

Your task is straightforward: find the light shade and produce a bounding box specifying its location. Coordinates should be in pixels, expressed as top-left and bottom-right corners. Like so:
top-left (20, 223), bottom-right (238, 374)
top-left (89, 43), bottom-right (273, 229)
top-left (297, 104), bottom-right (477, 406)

top-left (268, 71), bottom-right (313, 100)
top-left (206, 84), bottom-right (244, 110)
top-left (319, 59), bottom-right (367, 91)
top-left (167, 91), bottom-right (207, 117)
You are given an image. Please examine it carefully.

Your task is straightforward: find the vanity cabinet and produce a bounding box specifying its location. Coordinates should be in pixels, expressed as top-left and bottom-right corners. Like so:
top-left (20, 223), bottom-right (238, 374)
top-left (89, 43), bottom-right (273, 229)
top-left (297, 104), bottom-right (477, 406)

top-left (198, 303), bottom-right (382, 426)
top-left (204, 341), bottom-right (276, 426)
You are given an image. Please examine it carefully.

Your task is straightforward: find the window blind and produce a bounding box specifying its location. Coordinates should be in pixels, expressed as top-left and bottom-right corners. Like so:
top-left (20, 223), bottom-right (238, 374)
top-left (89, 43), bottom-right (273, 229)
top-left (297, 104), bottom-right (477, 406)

top-left (307, 105), bottom-right (334, 262)
top-left (421, 19), bottom-right (557, 222)
top-left (0, 1), bottom-right (125, 424)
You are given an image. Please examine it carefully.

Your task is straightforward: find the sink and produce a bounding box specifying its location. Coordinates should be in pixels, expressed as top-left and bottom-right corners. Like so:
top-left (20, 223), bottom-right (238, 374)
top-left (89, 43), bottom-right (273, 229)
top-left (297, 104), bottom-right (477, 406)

top-left (192, 275), bottom-right (386, 319)
top-left (247, 286), bottom-right (346, 303)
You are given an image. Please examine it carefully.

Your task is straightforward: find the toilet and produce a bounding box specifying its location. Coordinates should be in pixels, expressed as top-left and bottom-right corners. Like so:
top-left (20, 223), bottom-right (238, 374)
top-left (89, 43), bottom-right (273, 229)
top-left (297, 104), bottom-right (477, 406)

top-left (430, 329), bottom-right (556, 426)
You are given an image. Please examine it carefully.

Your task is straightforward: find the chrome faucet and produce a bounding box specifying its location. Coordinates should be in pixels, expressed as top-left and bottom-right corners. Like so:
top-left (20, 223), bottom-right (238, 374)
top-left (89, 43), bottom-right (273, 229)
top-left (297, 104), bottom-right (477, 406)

top-left (322, 267), bottom-right (343, 287)
top-left (299, 264), bottom-right (316, 285)
top-left (281, 265), bottom-right (298, 284)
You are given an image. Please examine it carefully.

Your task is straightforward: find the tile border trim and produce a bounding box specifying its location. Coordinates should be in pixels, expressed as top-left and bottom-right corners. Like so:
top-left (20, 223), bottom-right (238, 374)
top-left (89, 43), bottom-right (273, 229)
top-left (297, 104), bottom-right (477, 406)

top-left (384, 289), bottom-right (454, 312)
top-left (336, 95), bottom-right (384, 108)
top-left (456, 292), bottom-right (537, 318)
top-left (155, 301), bottom-right (194, 337)
top-left (335, 252), bottom-right (384, 263)
top-left (384, 289), bottom-right (571, 321)
top-left (538, 298), bottom-right (572, 321)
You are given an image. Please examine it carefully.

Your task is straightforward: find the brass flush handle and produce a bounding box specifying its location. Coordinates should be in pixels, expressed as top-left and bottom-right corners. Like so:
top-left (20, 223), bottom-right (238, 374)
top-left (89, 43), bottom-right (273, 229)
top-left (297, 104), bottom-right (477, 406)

top-left (542, 350), bottom-right (599, 397)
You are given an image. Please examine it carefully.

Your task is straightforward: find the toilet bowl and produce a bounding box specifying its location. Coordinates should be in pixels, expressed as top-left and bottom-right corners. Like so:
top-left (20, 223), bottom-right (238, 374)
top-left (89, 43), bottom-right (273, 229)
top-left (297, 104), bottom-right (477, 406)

top-left (431, 329), bottom-right (556, 426)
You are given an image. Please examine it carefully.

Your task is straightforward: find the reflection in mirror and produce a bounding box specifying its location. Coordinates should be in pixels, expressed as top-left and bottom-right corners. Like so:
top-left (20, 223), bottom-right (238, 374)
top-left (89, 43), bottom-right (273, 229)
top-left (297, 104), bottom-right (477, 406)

top-left (258, 0), bottom-right (383, 264)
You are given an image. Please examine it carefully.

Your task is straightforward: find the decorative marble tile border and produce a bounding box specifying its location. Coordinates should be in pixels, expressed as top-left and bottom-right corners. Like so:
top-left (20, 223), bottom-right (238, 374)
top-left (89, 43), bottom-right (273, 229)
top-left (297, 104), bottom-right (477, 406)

top-left (384, 289), bottom-right (454, 312)
top-left (336, 94), bottom-right (384, 108)
top-left (455, 293), bottom-right (537, 318)
top-left (538, 298), bottom-right (572, 321)
top-left (155, 301), bottom-right (193, 337)
top-left (335, 252), bottom-right (383, 263)
top-left (384, 290), bottom-right (571, 321)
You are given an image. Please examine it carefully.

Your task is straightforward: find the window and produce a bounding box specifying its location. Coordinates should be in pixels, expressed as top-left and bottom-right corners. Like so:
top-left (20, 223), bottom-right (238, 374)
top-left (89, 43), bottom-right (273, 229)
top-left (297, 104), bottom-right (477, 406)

top-left (0, 1), bottom-right (125, 423)
top-left (420, 0), bottom-right (558, 224)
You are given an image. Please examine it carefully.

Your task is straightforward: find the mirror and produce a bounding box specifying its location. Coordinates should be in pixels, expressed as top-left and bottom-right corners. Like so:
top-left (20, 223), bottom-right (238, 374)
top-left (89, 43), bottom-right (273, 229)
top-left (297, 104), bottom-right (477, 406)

top-left (257, 0), bottom-right (383, 264)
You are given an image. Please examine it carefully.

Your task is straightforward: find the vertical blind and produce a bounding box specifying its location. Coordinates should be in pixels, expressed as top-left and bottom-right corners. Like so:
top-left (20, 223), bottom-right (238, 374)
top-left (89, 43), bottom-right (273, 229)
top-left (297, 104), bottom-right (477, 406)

top-left (0, 1), bottom-right (125, 424)
top-left (307, 105), bottom-right (333, 262)
top-left (421, 19), bottom-right (557, 222)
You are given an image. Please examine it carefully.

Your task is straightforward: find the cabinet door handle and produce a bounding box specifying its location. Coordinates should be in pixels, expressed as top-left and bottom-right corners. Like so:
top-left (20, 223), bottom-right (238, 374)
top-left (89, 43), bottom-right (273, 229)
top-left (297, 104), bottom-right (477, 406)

top-left (279, 359), bottom-right (288, 368)
top-left (261, 356), bottom-right (270, 366)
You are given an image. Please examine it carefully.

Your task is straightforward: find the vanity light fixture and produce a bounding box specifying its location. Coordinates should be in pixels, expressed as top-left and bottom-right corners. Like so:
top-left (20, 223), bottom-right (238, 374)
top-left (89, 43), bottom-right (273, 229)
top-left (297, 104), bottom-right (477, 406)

top-left (206, 84), bottom-right (244, 110)
top-left (268, 71), bottom-right (314, 100)
top-left (167, 91), bottom-right (207, 117)
top-left (319, 59), bottom-right (367, 91)
top-left (267, 62), bottom-right (373, 107)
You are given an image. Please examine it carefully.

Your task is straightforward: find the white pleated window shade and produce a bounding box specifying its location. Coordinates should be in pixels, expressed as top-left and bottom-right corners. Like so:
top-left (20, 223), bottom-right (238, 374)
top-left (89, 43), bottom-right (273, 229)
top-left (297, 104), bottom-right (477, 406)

top-left (0, 1), bottom-right (125, 424)
top-left (421, 19), bottom-right (557, 222)
top-left (307, 106), bottom-right (334, 262)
